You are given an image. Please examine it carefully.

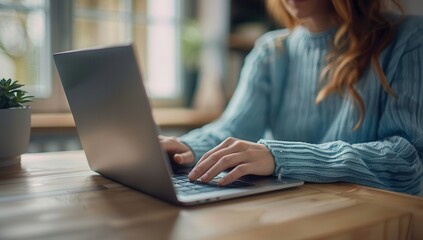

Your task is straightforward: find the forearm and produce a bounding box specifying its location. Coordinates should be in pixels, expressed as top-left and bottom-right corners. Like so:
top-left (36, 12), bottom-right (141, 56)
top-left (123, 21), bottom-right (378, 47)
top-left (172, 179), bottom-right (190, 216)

top-left (259, 136), bottom-right (423, 195)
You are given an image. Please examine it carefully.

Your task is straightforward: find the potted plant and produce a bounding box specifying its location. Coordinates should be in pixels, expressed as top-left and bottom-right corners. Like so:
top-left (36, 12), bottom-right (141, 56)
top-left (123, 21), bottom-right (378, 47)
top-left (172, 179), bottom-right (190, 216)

top-left (0, 78), bottom-right (33, 167)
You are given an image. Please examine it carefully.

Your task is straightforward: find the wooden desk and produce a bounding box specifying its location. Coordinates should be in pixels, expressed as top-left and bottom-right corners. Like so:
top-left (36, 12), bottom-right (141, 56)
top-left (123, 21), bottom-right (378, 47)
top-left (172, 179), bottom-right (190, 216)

top-left (1, 151), bottom-right (422, 239)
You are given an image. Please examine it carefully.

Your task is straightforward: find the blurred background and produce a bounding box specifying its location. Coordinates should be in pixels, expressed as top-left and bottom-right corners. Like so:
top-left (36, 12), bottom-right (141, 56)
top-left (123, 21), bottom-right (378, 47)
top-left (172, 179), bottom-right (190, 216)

top-left (0, 0), bottom-right (422, 153)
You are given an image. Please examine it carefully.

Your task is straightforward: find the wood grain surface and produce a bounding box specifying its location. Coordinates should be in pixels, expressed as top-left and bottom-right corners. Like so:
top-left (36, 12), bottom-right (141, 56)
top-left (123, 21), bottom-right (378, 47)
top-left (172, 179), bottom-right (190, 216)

top-left (0, 151), bottom-right (422, 240)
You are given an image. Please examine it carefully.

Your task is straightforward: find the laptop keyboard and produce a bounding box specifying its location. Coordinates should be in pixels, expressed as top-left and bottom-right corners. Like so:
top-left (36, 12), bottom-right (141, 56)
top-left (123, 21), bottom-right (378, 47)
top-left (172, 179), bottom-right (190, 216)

top-left (172, 175), bottom-right (254, 195)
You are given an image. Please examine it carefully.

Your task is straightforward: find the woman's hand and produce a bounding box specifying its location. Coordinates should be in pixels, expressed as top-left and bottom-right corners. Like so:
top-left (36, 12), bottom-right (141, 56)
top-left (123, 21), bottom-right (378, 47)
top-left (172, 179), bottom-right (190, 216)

top-left (188, 137), bottom-right (275, 186)
top-left (159, 136), bottom-right (195, 165)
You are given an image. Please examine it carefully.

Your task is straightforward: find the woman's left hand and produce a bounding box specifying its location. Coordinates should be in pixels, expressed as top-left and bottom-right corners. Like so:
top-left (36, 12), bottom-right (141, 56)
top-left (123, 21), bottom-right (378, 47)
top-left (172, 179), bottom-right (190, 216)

top-left (188, 137), bottom-right (275, 186)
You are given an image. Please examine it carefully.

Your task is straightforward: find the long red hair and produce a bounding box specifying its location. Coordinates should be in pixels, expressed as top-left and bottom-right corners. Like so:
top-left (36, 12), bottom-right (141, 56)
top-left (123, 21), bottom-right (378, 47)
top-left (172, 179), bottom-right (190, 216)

top-left (267, 0), bottom-right (403, 130)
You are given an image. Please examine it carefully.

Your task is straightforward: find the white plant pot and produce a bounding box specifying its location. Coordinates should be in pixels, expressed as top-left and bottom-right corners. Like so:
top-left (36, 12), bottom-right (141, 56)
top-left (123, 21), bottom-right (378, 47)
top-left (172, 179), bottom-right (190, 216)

top-left (0, 107), bottom-right (31, 167)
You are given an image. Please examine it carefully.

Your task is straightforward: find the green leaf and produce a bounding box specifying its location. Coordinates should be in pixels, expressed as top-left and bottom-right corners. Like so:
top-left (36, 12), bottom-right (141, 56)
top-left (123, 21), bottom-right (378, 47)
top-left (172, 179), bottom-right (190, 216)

top-left (0, 78), bottom-right (33, 109)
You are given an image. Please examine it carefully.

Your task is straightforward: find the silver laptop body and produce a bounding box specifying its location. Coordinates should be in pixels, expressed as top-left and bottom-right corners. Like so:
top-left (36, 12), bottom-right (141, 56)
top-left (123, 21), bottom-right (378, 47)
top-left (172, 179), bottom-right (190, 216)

top-left (53, 44), bottom-right (303, 206)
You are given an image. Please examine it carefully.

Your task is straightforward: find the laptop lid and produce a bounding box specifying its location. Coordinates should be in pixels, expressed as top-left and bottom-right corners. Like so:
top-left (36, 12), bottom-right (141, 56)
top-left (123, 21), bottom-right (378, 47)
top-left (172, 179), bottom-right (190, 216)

top-left (54, 44), bottom-right (179, 204)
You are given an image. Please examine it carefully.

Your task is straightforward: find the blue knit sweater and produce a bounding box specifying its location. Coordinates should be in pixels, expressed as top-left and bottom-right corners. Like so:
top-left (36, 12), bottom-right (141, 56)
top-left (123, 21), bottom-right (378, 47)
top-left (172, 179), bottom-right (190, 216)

top-left (180, 16), bottom-right (423, 195)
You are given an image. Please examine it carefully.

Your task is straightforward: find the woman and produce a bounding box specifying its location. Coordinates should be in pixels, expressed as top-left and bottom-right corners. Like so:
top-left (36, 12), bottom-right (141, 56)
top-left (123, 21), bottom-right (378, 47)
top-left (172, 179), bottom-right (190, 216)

top-left (161, 0), bottom-right (423, 195)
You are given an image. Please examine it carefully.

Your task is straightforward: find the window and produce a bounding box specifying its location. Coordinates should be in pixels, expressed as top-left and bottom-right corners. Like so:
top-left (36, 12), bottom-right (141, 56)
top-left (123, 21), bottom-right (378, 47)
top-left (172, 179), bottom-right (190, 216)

top-left (0, 0), bottom-right (184, 112)
top-left (73, 0), bottom-right (182, 103)
top-left (0, 0), bottom-right (51, 98)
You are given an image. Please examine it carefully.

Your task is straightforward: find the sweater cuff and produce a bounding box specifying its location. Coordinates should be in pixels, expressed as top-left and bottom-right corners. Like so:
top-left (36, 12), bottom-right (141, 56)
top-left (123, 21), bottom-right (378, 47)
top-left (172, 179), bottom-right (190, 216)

top-left (258, 139), bottom-right (315, 178)
top-left (258, 139), bottom-right (288, 177)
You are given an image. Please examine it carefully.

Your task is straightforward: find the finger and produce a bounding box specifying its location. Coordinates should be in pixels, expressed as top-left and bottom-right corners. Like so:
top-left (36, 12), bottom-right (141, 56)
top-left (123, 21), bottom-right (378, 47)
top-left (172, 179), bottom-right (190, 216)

top-left (199, 153), bottom-right (244, 182)
top-left (161, 138), bottom-right (183, 153)
top-left (188, 148), bottom-right (229, 181)
top-left (188, 147), bottom-right (231, 181)
top-left (198, 137), bottom-right (236, 164)
top-left (218, 163), bottom-right (252, 186)
top-left (159, 137), bottom-right (195, 165)
top-left (188, 143), bottom-right (242, 181)
top-left (174, 151), bottom-right (194, 165)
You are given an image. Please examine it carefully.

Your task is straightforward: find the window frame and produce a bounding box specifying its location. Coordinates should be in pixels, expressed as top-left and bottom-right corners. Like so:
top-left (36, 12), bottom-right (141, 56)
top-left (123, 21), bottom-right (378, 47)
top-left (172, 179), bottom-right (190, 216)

top-left (30, 0), bottom-right (72, 113)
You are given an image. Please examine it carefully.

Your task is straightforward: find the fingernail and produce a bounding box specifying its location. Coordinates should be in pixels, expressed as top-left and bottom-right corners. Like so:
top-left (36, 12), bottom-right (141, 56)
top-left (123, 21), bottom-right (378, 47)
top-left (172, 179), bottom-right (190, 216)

top-left (174, 154), bottom-right (182, 164)
top-left (188, 170), bottom-right (196, 180)
top-left (200, 173), bottom-right (209, 182)
top-left (218, 178), bottom-right (226, 186)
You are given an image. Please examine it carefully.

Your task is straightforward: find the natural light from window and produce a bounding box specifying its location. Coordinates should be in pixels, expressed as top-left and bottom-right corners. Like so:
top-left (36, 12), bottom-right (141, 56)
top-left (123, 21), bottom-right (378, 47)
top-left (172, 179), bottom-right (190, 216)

top-left (0, 0), bottom-right (182, 112)
top-left (0, 0), bottom-right (51, 98)
top-left (147, 0), bottom-right (179, 98)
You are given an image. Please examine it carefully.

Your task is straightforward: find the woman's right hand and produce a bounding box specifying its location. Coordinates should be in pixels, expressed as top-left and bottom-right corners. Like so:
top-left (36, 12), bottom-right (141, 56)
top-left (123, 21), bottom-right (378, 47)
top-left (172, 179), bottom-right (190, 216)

top-left (159, 136), bottom-right (195, 165)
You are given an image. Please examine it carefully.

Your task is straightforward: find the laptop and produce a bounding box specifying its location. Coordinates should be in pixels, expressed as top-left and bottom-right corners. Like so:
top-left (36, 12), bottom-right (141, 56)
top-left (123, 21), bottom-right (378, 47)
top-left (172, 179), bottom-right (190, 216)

top-left (53, 44), bottom-right (303, 206)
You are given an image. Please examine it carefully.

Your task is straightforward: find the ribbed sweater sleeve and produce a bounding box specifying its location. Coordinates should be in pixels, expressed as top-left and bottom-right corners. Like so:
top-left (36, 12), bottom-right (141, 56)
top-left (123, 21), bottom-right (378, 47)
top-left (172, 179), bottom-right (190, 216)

top-left (260, 31), bottom-right (423, 195)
